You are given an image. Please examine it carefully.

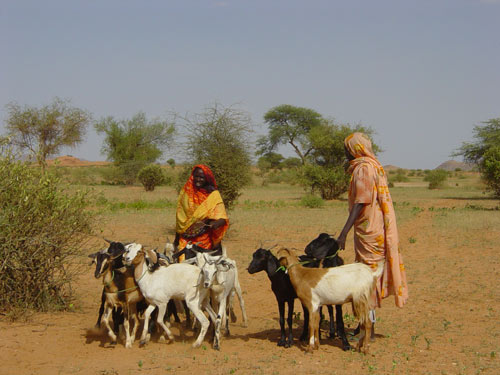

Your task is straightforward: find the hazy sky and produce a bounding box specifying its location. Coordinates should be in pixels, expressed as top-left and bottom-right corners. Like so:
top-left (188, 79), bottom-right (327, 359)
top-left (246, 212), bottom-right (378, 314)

top-left (1, 0), bottom-right (499, 169)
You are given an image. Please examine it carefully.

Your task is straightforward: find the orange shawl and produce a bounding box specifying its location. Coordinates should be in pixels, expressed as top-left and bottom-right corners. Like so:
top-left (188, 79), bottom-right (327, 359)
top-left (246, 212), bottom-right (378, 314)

top-left (175, 164), bottom-right (229, 251)
top-left (345, 133), bottom-right (408, 308)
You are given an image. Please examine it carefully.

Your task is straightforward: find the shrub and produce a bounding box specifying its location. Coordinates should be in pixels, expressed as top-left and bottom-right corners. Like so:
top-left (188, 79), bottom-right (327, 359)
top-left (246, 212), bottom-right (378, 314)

top-left (299, 164), bottom-right (350, 200)
top-left (137, 164), bottom-right (165, 191)
top-left (424, 169), bottom-right (448, 189)
top-left (482, 146), bottom-right (500, 198)
top-left (300, 194), bottom-right (325, 208)
top-left (389, 169), bottom-right (409, 183)
top-left (0, 147), bottom-right (95, 316)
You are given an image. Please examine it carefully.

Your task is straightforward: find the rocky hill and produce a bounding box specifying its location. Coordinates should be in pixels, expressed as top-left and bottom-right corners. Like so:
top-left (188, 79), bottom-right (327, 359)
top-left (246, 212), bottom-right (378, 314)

top-left (435, 160), bottom-right (476, 171)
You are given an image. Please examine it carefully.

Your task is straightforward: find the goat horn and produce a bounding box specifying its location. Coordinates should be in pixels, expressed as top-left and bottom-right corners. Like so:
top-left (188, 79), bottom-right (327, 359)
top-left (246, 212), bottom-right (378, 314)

top-left (103, 238), bottom-right (112, 244)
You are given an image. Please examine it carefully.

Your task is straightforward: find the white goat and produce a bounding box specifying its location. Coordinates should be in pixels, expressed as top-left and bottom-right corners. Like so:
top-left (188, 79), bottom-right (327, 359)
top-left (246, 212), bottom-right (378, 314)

top-left (193, 252), bottom-right (248, 350)
top-left (277, 247), bottom-right (383, 354)
top-left (123, 243), bottom-right (217, 348)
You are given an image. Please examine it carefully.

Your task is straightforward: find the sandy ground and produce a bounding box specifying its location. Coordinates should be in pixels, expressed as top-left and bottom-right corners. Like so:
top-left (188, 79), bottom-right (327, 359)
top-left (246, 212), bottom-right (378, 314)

top-left (1, 195), bottom-right (499, 375)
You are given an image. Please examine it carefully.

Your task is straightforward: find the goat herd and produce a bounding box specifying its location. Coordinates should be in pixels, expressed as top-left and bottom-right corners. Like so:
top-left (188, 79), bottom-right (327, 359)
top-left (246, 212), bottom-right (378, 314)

top-left (89, 233), bottom-right (380, 354)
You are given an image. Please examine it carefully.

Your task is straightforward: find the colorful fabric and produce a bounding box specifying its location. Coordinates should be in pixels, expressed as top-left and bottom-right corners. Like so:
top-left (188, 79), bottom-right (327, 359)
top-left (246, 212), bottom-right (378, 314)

top-left (176, 164), bottom-right (229, 254)
top-left (345, 133), bottom-right (408, 308)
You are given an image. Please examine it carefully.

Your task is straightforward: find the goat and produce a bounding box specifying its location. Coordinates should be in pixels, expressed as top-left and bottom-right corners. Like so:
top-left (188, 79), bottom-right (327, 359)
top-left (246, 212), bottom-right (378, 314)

top-left (247, 248), bottom-right (310, 348)
top-left (123, 243), bottom-right (218, 348)
top-left (277, 247), bottom-right (381, 354)
top-left (299, 233), bottom-right (350, 351)
top-left (89, 241), bottom-right (143, 348)
top-left (167, 239), bottom-right (242, 326)
top-left (191, 251), bottom-right (248, 350)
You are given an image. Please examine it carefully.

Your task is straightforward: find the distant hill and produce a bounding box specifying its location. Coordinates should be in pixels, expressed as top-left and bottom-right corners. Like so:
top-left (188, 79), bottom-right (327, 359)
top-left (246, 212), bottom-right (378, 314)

top-left (383, 165), bottom-right (401, 172)
top-left (435, 160), bottom-right (476, 171)
top-left (46, 155), bottom-right (109, 167)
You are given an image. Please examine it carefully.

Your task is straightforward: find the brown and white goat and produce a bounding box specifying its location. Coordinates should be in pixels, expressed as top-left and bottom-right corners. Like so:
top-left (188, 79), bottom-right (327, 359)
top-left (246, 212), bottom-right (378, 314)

top-left (90, 241), bottom-right (143, 348)
top-left (277, 247), bottom-right (381, 354)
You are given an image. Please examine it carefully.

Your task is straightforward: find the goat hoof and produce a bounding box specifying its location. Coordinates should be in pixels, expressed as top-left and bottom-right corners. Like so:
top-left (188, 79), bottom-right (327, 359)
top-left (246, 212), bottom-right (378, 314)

top-left (342, 344), bottom-right (352, 351)
top-left (277, 340), bottom-right (285, 347)
top-left (139, 339), bottom-right (147, 347)
top-left (110, 341), bottom-right (117, 346)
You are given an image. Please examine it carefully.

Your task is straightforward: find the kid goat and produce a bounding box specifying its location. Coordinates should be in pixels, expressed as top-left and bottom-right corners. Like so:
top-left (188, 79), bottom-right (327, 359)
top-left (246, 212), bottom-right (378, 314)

top-left (277, 247), bottom-right (382, 354)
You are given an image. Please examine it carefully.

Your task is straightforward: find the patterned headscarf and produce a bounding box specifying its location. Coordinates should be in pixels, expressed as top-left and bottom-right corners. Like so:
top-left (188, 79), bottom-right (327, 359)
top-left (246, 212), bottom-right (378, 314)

top-left (345, 132), bottom-right (385, 177)
top-left (182, 164), bottom-right (218, 205)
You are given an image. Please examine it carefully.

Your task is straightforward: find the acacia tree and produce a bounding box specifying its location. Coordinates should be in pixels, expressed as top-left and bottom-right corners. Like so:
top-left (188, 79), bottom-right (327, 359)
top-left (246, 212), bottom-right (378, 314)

top-left (95, 112), bottom-right (175, 184)
top-left (5, 98), bottom-right (91, 170)
top-left (454, 118), bottom-right (500, 197)
top-left (183, 104), bottom-right (253, 209)
top-left (257, 104), bottom-right (322, 164)
top-left (300, 119), bottom-right (378, 199)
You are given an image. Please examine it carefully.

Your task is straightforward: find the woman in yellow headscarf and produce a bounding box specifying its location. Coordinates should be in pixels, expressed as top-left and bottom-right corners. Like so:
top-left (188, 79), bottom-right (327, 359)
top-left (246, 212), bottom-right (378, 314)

top-left (337, 133), bottom-right (408, 337)
top-left (174, 164), bottom-right (229, 261)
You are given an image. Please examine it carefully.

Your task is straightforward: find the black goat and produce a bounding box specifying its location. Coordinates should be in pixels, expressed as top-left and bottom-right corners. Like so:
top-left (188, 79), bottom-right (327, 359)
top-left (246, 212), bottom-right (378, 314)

top-left (248, 248), bottom-right (310, 348)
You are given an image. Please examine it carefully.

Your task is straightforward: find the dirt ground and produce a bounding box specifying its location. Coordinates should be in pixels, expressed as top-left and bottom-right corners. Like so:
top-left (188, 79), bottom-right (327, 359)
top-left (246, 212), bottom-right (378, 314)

top-left (1, 193), bottom-right (499, 375)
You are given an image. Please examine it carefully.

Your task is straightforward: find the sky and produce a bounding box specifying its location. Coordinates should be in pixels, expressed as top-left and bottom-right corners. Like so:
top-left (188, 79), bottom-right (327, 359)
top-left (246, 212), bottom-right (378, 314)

top-left (1, 0), bottom-right (499, 169)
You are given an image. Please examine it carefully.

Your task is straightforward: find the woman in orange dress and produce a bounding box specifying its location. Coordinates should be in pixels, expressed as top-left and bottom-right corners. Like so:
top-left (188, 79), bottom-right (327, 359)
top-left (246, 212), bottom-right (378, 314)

top-left (337, 133), bottom-right (408, 336)
top-left (174, 164), bottom-right (229, 261)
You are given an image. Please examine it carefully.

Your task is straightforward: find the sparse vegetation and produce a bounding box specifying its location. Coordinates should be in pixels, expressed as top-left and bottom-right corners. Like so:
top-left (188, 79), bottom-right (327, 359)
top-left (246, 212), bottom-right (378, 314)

top-left (0, 145), bottom-right (95, 315)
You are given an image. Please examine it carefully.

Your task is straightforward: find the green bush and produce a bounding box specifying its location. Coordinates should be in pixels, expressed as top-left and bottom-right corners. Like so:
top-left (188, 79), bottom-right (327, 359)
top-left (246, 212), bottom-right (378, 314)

top-left (299, 164), bottom-right (349, 200)
top-left (389, 169), bottom-right (409, 183)
top-left (424, 169), bottom-right (448, 189)
top-left (137, 164), bottom-right (165, 191)
top-left (299, 194), bottom-right (325, 208)
top-left (0, 147), bottom-right (95, 316)
top-left (482, 146), bottom-right (500, 198)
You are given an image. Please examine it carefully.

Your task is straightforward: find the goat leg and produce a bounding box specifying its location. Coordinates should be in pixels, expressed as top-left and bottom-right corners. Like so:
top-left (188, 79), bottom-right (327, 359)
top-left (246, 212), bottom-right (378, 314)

top-left (102, 304), bottom-right (117, 345)
top-left (326, 305), bottom-right (335, 339)
top-left (285, 299), bottom-right (294, 348)
top-left (277, 299), bottom-right (287, 347)
top-left (335, 304), bottom-right (351, 351)
top-left (139, 304), bottom-right (156, 346)
top-left (299, 303), bottom-right (309, 342)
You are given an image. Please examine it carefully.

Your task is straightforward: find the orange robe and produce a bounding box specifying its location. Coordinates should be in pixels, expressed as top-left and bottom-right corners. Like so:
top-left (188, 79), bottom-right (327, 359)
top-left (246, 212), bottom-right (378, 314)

top-left (345, 133), bottom-right (408, 308)
top-left (175, 165), bottom-right (229, 259)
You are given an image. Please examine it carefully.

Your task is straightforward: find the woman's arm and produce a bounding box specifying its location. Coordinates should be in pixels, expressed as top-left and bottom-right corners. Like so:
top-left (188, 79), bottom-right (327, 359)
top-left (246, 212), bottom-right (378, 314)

top-left (205, 218), bottom-right (227, 230)
top-left (337, 203), bottom-right (366, 250)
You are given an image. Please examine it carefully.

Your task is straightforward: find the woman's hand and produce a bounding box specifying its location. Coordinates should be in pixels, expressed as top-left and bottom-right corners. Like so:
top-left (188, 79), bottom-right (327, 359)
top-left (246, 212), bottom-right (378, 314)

top-left (337, 233), bottom-right (347, 250)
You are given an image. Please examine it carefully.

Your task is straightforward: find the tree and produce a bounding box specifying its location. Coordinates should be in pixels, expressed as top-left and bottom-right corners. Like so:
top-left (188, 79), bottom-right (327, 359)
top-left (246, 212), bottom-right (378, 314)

top-left (257, 104), bottom-right (322, 164)
top-left (5, 98), bottom-right (91, 170)
top-left (455, 118), bottom-right (500, 197)
top-left (257, 152), bottom-right (284, 171)
top-left (302, 119), bottom-right (378, 199)
top-left (183, 104), bottom-right (253, 209)
top-left (95, 112), bottom-right (175, 184)
top-left (482, 146), bottom-right (500, 197)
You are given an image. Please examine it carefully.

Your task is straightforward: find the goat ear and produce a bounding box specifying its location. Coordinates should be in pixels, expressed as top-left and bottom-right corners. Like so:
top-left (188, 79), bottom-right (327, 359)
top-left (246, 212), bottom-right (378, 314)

top-left (88, 252), bottom-right (98, 259)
